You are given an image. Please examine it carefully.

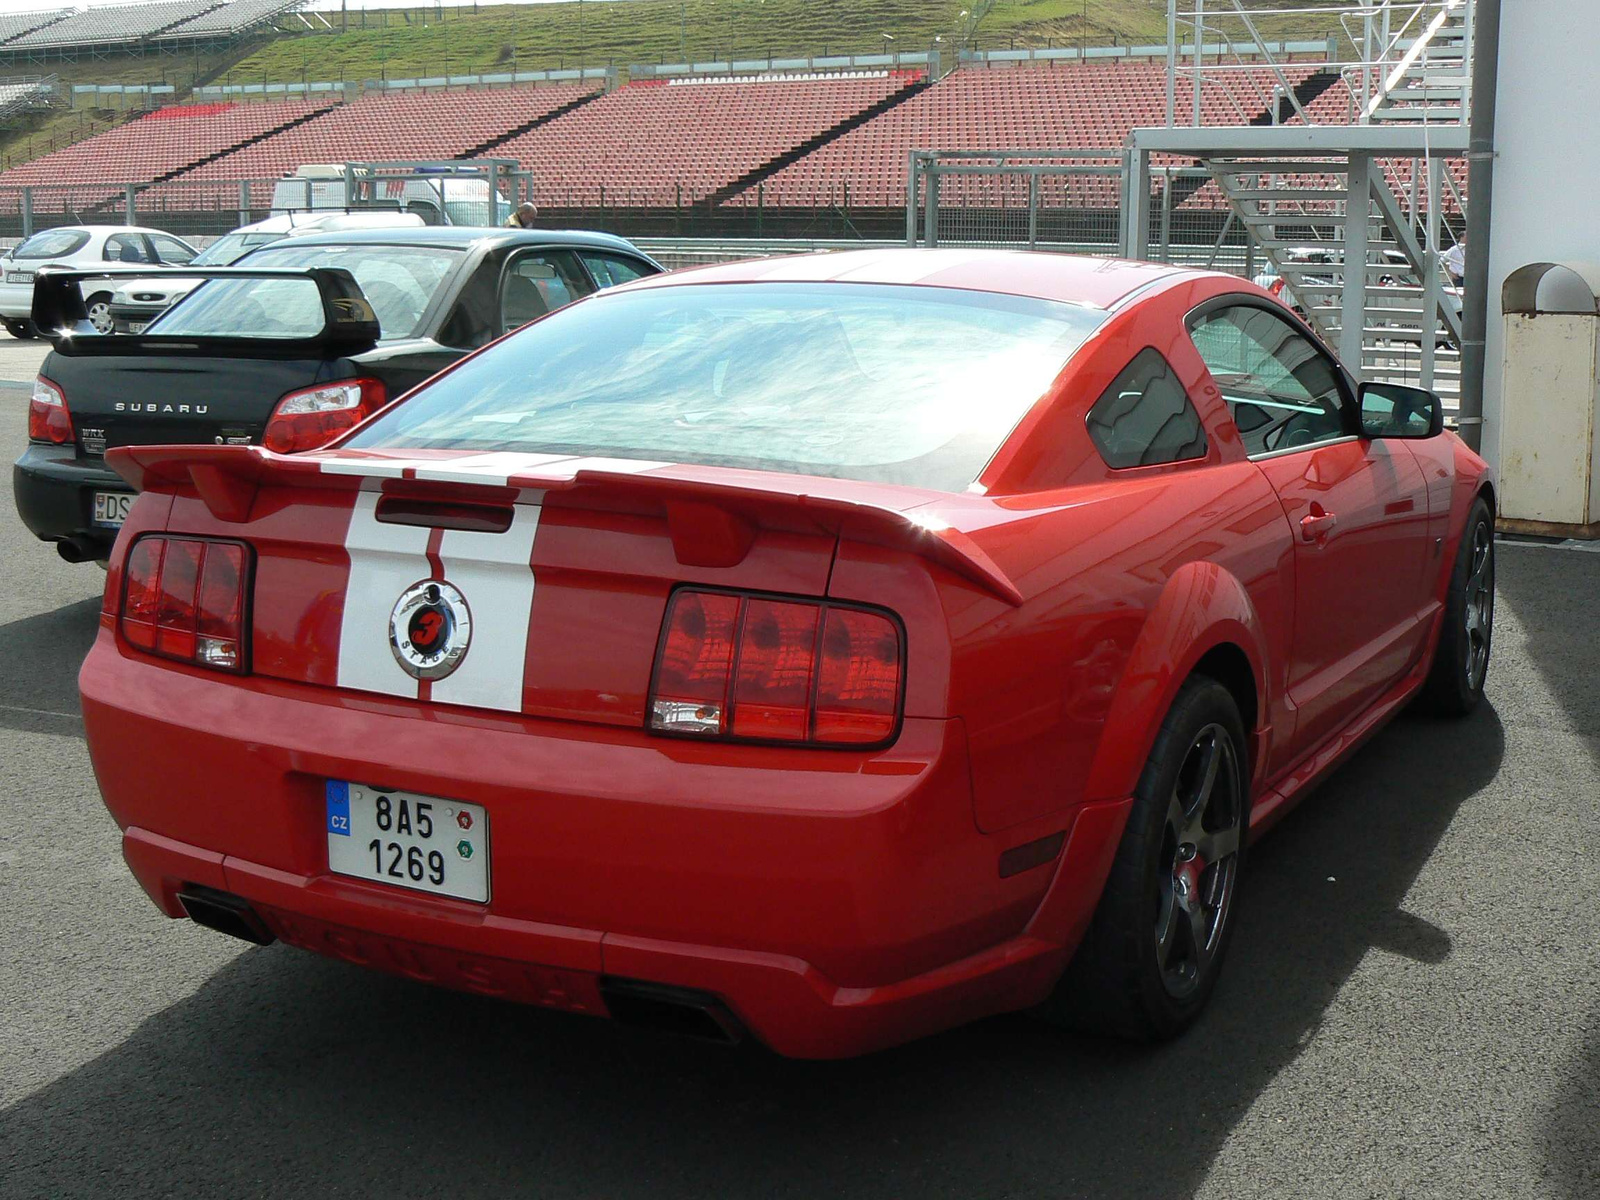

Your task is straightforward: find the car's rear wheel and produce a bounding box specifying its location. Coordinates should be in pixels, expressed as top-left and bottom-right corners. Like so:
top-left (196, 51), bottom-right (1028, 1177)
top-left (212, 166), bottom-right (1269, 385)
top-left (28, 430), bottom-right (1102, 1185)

top-left (5, 318), bottom-right (36, 339)
top-left (84, 292), bottom-right (114, 335)
top-left (1039, 676), bottom-right (1248, 1040)
top-left (1420, 497), bottom-right (1495, 715)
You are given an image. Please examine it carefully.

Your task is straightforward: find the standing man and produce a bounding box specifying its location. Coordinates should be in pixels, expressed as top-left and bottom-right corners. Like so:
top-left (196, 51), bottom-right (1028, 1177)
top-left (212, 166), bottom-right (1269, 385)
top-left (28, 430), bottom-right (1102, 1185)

top-left (1443, 238), bottom-right (1467, 288)
top-left (505, 201), bottom-right (539, 229)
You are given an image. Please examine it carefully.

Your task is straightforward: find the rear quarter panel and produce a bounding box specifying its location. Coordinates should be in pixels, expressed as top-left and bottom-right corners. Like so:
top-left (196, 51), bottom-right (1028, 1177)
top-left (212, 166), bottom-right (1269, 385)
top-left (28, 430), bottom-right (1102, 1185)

top-left (860, 277), bottom-right (1298, 834)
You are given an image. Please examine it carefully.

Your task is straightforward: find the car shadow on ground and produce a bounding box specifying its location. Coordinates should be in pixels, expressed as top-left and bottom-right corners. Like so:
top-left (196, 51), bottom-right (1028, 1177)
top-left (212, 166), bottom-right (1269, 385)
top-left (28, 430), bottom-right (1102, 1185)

top-left (0, 595), bottom-right (98, 737)
top-left (0, 701), bottom-right (1504, 1199)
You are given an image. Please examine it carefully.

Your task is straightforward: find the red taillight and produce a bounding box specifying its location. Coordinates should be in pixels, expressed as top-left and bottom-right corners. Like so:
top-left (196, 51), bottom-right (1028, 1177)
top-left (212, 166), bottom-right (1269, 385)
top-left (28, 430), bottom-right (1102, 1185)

top-left (813, 606), bottom-right (903, 744)
top-left (121, 536), bottom-right (249, 672)
top-left (1268, 278), bottom-right (1288, 299)
top-left (650, 590), bottom-right (739, 736)
top-left (27, 376), bottom-right (73, 445)
top-left (650, 590), bottom-right (902, 747)
top-left (263, 378), bottom-right (386, 454)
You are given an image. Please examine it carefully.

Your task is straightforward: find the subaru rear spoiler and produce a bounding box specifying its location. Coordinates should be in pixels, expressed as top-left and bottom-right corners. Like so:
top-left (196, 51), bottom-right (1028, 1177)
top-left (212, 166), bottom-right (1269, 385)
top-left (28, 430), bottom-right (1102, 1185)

top-left (32, 265), bottom-right (382, 357)
top-left (107, 444), bottom-right (1024, 607)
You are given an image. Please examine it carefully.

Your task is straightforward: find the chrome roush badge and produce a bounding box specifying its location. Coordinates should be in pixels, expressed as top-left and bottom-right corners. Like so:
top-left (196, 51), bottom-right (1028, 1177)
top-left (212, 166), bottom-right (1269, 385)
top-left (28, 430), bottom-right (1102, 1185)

top-left (389, 580), bottom-right (472, 681)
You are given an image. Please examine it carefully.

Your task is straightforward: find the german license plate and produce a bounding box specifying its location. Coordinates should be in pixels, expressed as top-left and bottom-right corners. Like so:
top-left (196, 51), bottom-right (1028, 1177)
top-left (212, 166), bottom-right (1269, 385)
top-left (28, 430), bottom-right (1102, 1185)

top-left (92, 490), bottom-right (134, 527)
top-left (6, 271), bottom-right (31, 284)
top-left (325, 782), bottom-right (489, 903)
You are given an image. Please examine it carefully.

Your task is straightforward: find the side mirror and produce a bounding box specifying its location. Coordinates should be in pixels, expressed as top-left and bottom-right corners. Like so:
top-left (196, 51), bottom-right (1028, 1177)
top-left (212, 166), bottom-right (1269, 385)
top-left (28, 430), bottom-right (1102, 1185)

top-left (1359, 381), bottom-right (1443, 439)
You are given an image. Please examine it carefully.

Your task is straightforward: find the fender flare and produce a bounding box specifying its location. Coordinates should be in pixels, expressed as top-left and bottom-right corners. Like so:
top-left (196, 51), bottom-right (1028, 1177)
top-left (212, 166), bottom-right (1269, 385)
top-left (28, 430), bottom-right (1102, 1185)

top-left (1025, 561), bottom-right (1271, 953)
top-left (1081, 559), bottom-right (1271, 806)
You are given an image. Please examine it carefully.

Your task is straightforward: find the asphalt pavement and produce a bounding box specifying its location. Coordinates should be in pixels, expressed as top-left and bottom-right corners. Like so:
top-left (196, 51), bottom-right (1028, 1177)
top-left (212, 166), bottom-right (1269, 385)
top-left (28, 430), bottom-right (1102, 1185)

top-left (0, 379), bottom-right (1595, 1199)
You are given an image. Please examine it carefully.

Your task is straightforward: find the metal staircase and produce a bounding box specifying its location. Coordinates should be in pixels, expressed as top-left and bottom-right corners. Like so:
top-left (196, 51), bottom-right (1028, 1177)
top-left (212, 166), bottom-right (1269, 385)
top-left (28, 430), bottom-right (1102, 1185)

top-left (1138, 0), bottom-right (1474, 406)
top-left (1349, 0), bottom-right (1473, 125)
top-left (1205, 153), bottom-right (1462, 400)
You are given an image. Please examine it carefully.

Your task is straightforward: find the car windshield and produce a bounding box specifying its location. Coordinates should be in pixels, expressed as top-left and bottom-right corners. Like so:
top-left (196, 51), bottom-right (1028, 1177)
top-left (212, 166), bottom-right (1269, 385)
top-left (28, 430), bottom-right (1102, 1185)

top-left (190, 232), bottom-right (282, 266)
top-left (150, 243), bottom-right (462, 340)
top-left (12, 230), bottom-right (90, 259)
top-left (344, 281), bottom-right (1107, 491)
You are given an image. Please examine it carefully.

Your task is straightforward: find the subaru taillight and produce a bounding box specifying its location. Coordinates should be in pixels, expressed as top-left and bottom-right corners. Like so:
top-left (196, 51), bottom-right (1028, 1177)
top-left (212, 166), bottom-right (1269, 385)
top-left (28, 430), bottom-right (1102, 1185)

top-left (649, 589), bottom-right (903, 746)
top-left (263, 378), bottom-right (386, 454)
top-left (27, 376), bottom-right (73, 445)
top-left (121, 536), bottom-right (249, 672)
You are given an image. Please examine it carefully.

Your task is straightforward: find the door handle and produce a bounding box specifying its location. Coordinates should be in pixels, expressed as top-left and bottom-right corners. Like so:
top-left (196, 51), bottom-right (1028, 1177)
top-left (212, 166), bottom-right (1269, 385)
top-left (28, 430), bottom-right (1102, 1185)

top-left (1300, 507), bottom-right (1338, 542)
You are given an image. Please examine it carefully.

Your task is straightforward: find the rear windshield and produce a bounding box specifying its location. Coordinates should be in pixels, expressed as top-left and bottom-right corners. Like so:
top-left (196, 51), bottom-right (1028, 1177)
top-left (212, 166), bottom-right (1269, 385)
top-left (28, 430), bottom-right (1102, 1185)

top-left (150, 243), bottom-right (462, 340)
top-left (12, 230), bottom-right (89, 259)
top-left (345, 281), bottom-right (1106, 491)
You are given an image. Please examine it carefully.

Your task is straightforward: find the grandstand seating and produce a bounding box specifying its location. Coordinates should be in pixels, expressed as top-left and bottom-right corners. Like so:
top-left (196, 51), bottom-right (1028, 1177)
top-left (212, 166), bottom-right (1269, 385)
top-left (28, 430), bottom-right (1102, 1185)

top-left (155, 0), bottom-right (303, 41)
top-left (5, 1), bottom-right (220, 49)
top-left (742, 61), bottom-right (1331, 210)
top-left (0, 77), bottom-right (55, 122)
top-left (182, 84), bottom-right (599, 185)
top-left (0, 98), bottom-right (329, 211)
top-left (0, 12), bottom-right (67, 46)
top-left (495, 70), bottom-right (924, 207)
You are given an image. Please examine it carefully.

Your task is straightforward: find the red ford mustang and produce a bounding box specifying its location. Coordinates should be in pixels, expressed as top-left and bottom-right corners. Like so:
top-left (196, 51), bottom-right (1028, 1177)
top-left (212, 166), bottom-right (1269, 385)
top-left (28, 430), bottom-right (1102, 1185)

top-left (80, 250), bottom-right (1495, 1057)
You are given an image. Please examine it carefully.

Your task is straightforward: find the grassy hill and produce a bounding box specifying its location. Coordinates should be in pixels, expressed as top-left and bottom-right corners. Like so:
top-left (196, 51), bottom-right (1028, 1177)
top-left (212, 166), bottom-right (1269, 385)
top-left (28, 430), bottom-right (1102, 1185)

top-left (218, 0), bottom-right (1350, 85)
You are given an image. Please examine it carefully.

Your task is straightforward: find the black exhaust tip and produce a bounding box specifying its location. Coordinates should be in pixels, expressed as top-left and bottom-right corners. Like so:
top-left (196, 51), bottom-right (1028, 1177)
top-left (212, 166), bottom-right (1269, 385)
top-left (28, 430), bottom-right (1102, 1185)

top-left (56, 536), bottom-right (98, 564)
top-left (177, 886), bottom-right (275, 946)
top-left (599, 978), bottom-right (746, 1046)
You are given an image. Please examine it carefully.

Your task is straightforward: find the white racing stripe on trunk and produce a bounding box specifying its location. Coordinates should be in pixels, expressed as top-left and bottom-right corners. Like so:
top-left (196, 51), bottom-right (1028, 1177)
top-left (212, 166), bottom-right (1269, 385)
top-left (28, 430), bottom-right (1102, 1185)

top-left (337, 490), bottom-right (431, 699)
top-left (533, 456), bottom-right (671, 481)
top-left (320, 457), bottom-right (440, 479)
top-left (407, 452), bottom-right (581, 486)
top-left (429, 503), bottom-right (541, 712)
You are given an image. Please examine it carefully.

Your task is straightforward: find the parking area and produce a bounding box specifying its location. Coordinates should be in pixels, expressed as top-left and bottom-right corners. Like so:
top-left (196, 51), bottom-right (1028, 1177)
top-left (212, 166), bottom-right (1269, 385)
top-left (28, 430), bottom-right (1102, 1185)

top-left (0, 383), bottom-right (1596, 1199)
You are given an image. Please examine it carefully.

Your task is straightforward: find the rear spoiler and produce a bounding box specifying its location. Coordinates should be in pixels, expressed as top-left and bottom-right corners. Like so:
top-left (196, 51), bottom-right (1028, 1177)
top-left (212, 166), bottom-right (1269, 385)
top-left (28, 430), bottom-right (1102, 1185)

top-left (107, 444), bottom-right (1024, 608)
top-left (32, 265), bottom-right (382, 356)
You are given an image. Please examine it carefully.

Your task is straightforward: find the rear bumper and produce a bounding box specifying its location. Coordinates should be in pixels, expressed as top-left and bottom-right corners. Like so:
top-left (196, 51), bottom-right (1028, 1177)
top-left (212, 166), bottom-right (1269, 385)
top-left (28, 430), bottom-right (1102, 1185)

top-left (109, 301), bottom-right (167, 333)
top-left (81, 632), bottom-right (1116, 1057)
top-left (0, 280), bottom-right (33, 318)
top-left (123, 825), bottom-right (1070, 1058)
top-left (12, 443), bottom-right (128, 552)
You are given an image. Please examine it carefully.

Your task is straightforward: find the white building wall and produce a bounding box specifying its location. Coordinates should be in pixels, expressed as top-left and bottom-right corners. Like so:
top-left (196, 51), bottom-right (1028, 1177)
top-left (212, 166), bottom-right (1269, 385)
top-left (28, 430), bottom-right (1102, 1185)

top-left (1483, 0), bottom-right (1600, 475)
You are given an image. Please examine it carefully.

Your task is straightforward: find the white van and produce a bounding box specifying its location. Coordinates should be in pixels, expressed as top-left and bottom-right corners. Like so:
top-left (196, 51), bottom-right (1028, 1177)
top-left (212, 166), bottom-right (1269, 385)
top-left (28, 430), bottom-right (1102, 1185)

top-left (269, 164), bottom-right (514, 228)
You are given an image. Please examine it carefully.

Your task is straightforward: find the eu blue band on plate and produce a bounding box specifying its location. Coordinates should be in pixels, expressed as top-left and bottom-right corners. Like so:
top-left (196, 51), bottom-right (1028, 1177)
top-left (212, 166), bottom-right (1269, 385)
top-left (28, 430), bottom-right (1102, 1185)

top-left (326, 780), bottom-right (351, 836)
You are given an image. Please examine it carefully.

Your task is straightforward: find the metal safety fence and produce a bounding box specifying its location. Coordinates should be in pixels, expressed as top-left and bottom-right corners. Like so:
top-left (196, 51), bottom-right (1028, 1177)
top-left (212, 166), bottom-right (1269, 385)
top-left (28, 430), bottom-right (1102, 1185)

top-left (904, 149), bottom-right (1268, 277)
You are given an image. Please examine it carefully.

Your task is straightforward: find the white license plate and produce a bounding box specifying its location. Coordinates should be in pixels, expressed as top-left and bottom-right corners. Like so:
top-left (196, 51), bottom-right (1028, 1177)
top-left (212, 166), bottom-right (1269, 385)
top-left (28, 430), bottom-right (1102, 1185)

top-left (325, 782), bottom-right (489, 903)
top-left (92, 491), bottom-right (134, 527)
top-left (128, 321), bottom-right (148, 334)
top-left (6, 271), bottom-right (31, 284)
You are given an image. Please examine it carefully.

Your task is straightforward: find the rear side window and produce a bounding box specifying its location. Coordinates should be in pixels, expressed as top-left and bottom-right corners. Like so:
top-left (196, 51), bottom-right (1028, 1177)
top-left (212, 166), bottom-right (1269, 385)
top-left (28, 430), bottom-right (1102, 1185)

top-left (499, 250), bottom-right (590, 335)
top-left (1086, 349), bottom-right (1207, 469)
top-left (580, 252), bottom-right (654, 289)
top-left (104, 234), bottom-right (151, 263)
top-left (12, 230), bottom-right (89, 259)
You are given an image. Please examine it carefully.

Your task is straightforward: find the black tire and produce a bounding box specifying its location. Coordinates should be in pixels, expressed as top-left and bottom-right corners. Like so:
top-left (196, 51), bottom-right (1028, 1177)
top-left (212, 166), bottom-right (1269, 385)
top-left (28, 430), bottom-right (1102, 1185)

top-left (1419, 496), bottom-right (1494, 716)
top-left (1040, 676), bottom-right (1249, 1040)
top-left (5, 318), bottom-right (36, 339)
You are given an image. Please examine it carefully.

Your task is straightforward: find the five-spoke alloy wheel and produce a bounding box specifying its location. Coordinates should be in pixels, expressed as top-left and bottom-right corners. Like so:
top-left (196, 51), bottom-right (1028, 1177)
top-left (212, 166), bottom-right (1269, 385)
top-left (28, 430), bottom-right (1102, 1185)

top-left (1156, 723), bottom-right (1243, 1000)
top-left (1042, 676), bottom-right (1249, 1040)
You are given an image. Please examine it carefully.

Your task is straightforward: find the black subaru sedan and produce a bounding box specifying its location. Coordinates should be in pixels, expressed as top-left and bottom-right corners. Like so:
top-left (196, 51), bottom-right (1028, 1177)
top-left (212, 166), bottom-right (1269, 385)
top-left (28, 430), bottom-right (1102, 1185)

top-left (13, 227), bottom-right (661, 562)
